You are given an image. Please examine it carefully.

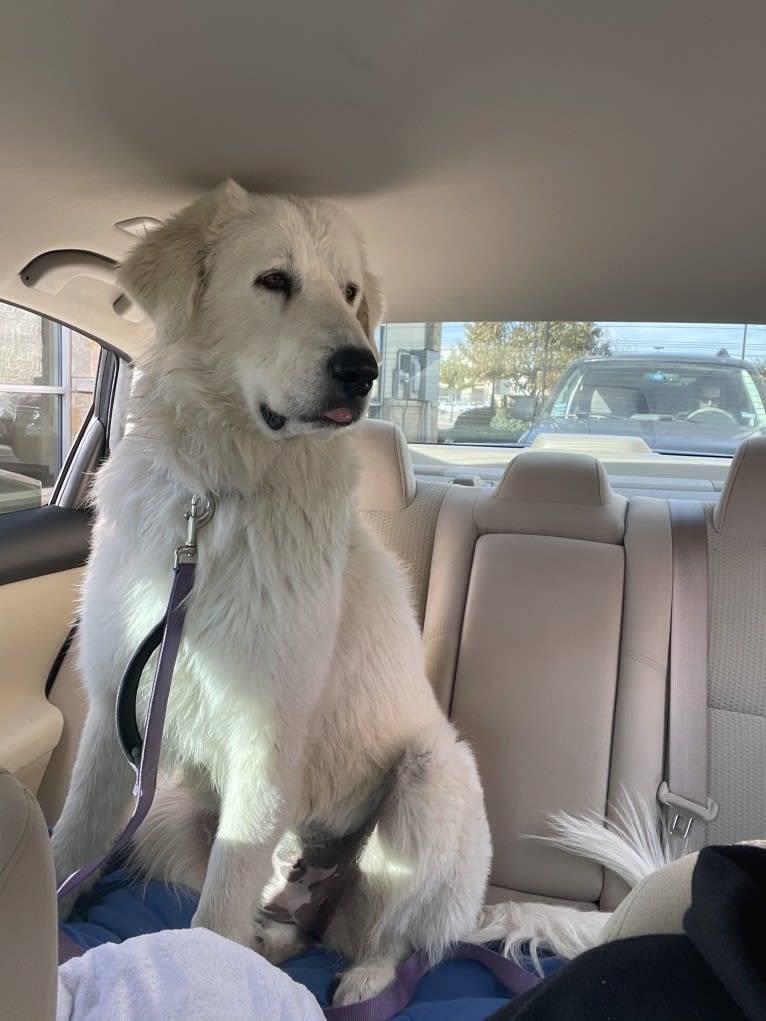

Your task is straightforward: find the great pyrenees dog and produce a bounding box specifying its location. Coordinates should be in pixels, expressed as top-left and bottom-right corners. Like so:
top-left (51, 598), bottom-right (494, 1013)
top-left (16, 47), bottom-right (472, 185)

top-left (52, 180), bottom-right (608, 1005)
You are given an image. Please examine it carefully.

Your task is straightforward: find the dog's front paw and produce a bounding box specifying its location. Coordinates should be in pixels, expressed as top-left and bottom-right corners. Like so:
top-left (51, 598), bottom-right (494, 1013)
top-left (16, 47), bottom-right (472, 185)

top-left (251, 917), bottom-right (312, 965)
top-left (332, 959), bottom-right (398, 1006)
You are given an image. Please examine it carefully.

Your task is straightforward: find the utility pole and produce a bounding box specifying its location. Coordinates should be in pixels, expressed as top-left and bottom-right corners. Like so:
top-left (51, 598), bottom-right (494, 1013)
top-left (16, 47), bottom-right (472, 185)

top-left (540, 322), bottom-right (551, 398)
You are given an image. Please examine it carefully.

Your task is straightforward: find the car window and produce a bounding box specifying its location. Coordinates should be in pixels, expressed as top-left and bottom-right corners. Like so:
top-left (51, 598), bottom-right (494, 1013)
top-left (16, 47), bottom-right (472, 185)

top-left (370, 321), bottom-right (766, 459)
top-left (0, 302), bottom-right (101, 513)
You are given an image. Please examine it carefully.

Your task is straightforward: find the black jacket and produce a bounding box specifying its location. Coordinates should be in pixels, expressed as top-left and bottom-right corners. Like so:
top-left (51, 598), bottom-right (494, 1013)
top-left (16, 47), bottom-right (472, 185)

top-left (489, 843), bottom-right (766, 1021)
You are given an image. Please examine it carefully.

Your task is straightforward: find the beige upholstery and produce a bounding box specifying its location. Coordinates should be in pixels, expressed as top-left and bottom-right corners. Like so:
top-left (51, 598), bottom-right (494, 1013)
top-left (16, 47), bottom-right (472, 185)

top-left (0, 571), bottom-right (79, 793)
top-left (601, 496), bottom-right (673, 909)
top-left (424, 453), bottom-right (627, 712)
top-left (706, 436), bottom-right (766, 845)
top-left (476, 451), bottom-right (626, 542)
top-left (712, 435), bottom-right (766, 539)
top-left (600, 851), bottom-right (696, 943)
top-left (0, 769), bottom-right (57, 1021)
top-left (355, 418), bottom-right (448, 627)
top-left (429, 451), bottom-right (629, 904)
top-left (601, 838), bottom-right (766, 943)
top-left (604, 439), bottom-right (766, 909)
top-left (422, 484), bottom-right (483, 710)
top-left (36, 637), bottom-right (88, 827)
top-left (354, 418), bottom-right (416, 511)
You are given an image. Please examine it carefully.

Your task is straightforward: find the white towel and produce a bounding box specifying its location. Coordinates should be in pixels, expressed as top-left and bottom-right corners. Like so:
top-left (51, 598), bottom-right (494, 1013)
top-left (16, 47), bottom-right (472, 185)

top-left (56, 928), bottom-right (325, 1021)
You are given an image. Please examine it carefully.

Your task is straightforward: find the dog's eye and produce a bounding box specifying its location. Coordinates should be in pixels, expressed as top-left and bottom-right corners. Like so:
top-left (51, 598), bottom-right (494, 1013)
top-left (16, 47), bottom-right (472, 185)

top-left (255, 271), bottom-right (292, 296)
top-left (345, 283), bottom-right (359, 303)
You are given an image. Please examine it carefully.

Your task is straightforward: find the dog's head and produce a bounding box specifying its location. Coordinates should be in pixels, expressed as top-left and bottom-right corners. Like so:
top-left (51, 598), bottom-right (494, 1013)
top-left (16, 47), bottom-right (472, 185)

top-left (119, 180), bottom-right (384, 439)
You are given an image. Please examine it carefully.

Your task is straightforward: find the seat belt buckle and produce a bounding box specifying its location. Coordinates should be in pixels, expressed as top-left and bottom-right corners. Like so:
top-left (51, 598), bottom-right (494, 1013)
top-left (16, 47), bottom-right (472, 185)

top-left (657, 781), bottom-right (719, 839)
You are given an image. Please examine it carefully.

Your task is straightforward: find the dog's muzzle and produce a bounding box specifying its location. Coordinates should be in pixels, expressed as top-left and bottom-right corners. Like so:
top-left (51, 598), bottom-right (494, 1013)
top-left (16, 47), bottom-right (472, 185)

top-left (261, 347), bottom-right (380, 432)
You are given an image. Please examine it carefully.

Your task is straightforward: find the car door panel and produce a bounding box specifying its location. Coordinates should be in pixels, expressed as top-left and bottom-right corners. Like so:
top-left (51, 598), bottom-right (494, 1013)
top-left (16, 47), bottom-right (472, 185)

top-left (0, 507), bottom-right (91, 792)
top-left (0, 506), bottom-right (91, 585)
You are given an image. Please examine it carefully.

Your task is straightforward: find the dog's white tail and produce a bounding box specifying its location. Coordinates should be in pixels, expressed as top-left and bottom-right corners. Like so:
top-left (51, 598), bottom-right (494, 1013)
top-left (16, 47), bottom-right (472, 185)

top-left (540, 795), bottom-right (682, 888)
top-left (466, 796), bottom-right (682, 971)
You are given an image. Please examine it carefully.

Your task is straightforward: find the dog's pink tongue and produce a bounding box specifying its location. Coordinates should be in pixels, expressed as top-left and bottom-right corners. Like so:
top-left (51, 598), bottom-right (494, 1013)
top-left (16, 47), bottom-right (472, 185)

top-left (325, 408), bottom-right (353, 424)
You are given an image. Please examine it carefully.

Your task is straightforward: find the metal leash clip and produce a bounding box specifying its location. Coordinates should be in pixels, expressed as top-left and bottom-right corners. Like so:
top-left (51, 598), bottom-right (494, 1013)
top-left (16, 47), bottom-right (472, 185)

top-left (174, 493), bottom-right (216, 567)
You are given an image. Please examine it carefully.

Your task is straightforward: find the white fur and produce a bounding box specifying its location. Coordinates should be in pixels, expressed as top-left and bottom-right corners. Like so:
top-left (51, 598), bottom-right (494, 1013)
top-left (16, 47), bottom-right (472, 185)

top-left (466, 899), bottom-right (609, 975)
top-left (540, 795), bottom-right (683, 889)
top-left (467, 795), bottom-right (682, 974)
top-left (51, 181), bottom-right (627, 1003)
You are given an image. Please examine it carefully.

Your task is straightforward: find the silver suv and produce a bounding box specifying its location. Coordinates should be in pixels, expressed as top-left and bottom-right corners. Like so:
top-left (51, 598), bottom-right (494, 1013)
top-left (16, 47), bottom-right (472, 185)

top-left (517, 354), bottom-right (766, 456)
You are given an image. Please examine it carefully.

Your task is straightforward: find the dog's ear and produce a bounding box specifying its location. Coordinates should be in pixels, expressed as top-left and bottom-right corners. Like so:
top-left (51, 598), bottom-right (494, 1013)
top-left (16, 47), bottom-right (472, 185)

top-left (357, 266), bottom-right (385, 360)
top-left (118, 179), bottom-right (250, 340)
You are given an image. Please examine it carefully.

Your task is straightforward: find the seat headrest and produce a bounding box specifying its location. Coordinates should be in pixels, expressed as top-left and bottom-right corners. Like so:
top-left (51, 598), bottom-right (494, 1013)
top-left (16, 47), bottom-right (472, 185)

top-left (713, 436), bottom-right (766, 539)
top-left (475, 451), bottom-right (626, 543)
top-left (354, 419), bottom-right (416, 512)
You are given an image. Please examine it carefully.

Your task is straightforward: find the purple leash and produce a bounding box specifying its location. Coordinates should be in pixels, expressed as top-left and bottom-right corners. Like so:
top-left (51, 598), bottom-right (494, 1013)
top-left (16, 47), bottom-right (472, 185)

top-left (323, 943), bottom-right (541, 1020)
top-left (56, 494), bottom-right (214, 963)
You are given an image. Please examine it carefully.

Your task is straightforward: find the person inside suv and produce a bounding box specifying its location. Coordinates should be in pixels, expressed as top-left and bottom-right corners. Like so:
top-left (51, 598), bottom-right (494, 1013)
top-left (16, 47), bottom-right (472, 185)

top-left (697, 381), bottom-right (723, 408)
top-left (687, 378), bottom-right (736, 422)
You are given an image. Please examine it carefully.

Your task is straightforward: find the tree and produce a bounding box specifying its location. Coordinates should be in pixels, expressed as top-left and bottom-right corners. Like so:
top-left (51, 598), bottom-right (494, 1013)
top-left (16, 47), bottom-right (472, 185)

top-left (439, 349), bottom-right (473, 401)
top-left (453, 322), bottom-right (513, 405)
top-left (457, 321), bottom-right (609, 403)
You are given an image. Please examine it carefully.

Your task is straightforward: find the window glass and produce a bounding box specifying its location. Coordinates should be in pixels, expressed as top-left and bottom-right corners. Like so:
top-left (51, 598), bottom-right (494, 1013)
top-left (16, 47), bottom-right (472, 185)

top-left (0, 303), bottom-right (101, 513)
top-left (371, 321), bottom-right (766, 459)
top-left (0, 306), bottom-right (61, 387)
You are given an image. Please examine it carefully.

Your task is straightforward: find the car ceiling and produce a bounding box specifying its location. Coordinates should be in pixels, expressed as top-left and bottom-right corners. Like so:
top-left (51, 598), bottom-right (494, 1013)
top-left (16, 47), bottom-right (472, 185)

top-left (1, 1), bottom-right (766, 358)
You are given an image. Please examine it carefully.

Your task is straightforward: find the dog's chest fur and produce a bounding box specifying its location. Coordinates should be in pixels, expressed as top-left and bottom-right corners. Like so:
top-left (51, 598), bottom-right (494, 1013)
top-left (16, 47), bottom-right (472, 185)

top-left (81, 429), bottom-right (360, 777)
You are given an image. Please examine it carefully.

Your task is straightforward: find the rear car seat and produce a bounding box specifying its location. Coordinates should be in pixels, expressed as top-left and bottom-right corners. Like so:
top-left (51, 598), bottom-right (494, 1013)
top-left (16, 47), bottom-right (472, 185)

top-left (601, 435), bottom-right (766, 940)
top-left (706, 435), bottom-right (766, 845)
top-left (356, 418), bottom-right (449, 628)
top-left (424, 451), bottom-right (629, 909)
top-left (14, 421), bottom-right (763, 1003)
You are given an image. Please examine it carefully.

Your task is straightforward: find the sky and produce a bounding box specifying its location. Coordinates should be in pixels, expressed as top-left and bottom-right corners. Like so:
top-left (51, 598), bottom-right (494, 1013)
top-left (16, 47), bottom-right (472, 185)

top-left (438, 321), bottom-right (766, 362)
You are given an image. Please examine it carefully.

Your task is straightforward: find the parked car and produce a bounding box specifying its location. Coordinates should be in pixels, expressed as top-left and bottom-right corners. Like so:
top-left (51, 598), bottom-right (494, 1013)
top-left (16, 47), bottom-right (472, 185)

top-left (516, 354), bottom-right (766, 455)
top-left (439, 404), bottom-right (524, 443)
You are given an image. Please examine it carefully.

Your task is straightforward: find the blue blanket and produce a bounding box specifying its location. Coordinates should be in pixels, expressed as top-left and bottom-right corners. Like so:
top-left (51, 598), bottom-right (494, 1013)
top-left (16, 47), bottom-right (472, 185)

top-left (60, 869), bottom-right (564, 1019)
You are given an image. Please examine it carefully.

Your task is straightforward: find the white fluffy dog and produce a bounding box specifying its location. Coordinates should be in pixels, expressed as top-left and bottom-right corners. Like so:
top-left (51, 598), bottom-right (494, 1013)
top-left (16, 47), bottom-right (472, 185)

top-left (52, 181), bottom-right (608, 1005)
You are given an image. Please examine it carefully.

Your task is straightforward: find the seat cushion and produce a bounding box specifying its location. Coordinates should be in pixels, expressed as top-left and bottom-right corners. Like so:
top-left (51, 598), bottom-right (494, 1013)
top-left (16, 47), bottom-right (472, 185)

top-left (0, 768), bottom-right (58, 1021)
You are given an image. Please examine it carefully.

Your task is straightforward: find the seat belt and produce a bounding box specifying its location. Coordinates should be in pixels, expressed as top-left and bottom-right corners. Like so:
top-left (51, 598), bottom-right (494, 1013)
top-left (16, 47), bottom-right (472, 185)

top-left (657, 499), bottom-right (718, 850)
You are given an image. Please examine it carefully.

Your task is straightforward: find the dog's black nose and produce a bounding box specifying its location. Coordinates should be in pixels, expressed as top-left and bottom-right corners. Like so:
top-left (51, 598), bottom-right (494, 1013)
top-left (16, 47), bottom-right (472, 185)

top-left (327, 347), bottom-right (379, 398)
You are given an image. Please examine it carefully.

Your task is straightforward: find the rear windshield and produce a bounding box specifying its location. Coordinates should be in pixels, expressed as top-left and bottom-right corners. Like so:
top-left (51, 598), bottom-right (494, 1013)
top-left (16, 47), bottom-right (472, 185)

top-left (368, 322), bottom-right (766, 457)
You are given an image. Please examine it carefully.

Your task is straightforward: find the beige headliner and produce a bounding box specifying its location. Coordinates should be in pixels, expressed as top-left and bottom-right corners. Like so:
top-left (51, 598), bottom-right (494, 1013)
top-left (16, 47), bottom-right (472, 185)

top-left (1, 1), bottom-right (765, 358)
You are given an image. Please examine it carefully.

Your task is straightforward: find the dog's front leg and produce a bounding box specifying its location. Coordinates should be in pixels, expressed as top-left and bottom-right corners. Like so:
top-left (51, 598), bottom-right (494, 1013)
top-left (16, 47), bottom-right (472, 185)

top-left (191, 754), bottom-right (301, 948)
top-left (51, 701), bottom-right (136, 913)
